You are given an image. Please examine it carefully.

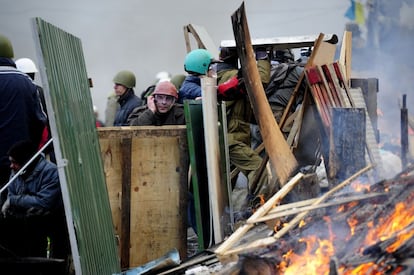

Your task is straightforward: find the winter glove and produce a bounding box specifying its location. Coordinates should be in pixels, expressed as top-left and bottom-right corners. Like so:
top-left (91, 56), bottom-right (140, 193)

top-left (217, 76), bottom-right (246, 101)
top-left (1, 198), bottom-right (10, 217)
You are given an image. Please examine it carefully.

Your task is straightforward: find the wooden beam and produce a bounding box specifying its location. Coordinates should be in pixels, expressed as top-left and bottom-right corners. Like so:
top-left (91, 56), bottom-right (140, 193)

top-left (339, 31), bottom-right (352, 85)
top-left (231, 2), bottom-right (297, 185)
top-left (201, 77), bottom-right (229, 243)
top-left (120, 138), bottom-right (132, 269)
top-left (249, 192), bottom-right (385, 223)
top-left (214, 172), bottom-right (304, 255)
top-left (220, 165), bottom-right (373, 255)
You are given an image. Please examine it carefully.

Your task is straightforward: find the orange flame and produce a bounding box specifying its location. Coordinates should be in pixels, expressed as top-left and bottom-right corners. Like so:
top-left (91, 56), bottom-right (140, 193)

top-left (347, 216), bottom-right (358, 237)
top-left (342, 200), bottom-right (414, 274)
top-left (364, 202), bottom-right (414, 246)
top-left (280, 236), bottom-right (335, 275)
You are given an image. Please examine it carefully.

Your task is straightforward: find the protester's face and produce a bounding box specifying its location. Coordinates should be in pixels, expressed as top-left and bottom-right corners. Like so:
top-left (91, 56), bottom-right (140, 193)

top-left (9, 157), bottom-right (21, 172)
top-left (114, 83), bottom-right (127, 96)
top-left (153, 94), bottom-right (175, 113)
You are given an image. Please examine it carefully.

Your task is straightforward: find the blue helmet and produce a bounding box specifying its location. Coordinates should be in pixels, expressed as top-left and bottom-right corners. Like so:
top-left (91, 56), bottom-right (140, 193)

top-left (184, 49), bottom-right (213, 75)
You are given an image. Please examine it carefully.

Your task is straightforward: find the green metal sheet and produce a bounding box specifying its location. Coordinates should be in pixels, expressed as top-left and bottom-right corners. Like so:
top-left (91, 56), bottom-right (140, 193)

top-left (184, 100), bottom-right (232, 249)
top-left (33, 17), bottom-right (120, 274)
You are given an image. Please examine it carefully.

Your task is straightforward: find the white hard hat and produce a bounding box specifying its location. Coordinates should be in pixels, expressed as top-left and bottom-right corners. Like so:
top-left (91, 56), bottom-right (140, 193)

top-left (155, 71), bottom-right (171, 83)
top-left (15, 57), bottom-right (38, 73)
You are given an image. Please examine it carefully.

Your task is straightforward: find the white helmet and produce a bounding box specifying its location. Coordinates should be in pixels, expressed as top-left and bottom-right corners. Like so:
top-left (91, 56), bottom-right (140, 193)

top-left (155, 71), bottom-right (171, 83)
top-left (15, 57), bottom-right (38, 73)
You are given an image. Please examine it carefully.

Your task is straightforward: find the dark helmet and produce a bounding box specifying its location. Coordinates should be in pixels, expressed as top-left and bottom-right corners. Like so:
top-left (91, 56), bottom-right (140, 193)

top-left (272, 49), bottom-right (294, 63)
top-left (219, 47), bottom-right (238, 61)
top-left (0, 34), bottom-right (14, 58)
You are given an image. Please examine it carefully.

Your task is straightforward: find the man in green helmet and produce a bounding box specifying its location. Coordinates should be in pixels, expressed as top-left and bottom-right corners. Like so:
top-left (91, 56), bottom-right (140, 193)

top-left (112, 70), bottom-right (142, 126)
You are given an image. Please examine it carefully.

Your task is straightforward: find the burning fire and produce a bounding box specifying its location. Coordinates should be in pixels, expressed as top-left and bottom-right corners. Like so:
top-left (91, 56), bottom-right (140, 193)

top-left (276, 189), bottom-right (414, 274)
top-left (278, 236), bottom-right (335, 275)
top-left (364, 202), bottom-right (414, 249)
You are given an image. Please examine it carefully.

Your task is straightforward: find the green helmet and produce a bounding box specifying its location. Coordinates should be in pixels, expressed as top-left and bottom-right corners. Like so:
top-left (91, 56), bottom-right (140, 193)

top-left (113, 70), bottom-right (136, 88)
top-left (170, 74), bottom-right (186, 90)
top-left (0, 34), bottom-right (14, 58)
top-left (184, 49), bottom-right (213, 75)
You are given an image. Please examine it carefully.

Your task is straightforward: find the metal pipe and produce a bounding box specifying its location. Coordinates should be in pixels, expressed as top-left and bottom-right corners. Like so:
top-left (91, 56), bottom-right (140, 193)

top-left (0, 138), bottom-right (53, 194)
top-left (401, 94), bottom-right (408, 169)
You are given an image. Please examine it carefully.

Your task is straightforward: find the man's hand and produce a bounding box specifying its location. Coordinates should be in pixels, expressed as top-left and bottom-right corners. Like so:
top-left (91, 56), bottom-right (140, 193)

top-left (1, 198), bottom-right (10, 217)
top-left (147, 95), bottom-right (157, 113)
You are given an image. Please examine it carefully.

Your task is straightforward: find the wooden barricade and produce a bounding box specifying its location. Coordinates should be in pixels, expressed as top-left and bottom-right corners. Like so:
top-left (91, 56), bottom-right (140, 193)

top-left (98, 126), bottom-right (189, 269)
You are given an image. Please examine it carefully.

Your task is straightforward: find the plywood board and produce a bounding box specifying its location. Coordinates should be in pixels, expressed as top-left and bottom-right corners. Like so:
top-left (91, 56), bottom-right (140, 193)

top-left (99, 126), bottom-right (189, 267)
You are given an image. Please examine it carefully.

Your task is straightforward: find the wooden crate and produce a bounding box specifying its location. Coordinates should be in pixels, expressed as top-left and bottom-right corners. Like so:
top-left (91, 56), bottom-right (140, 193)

top-left (98, 126), bottom-right (189, 268)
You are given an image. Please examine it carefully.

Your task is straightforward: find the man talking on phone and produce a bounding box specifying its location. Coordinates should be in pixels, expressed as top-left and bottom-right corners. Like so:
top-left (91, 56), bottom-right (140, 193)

top-left (127, 81), bottom-right (185, 126)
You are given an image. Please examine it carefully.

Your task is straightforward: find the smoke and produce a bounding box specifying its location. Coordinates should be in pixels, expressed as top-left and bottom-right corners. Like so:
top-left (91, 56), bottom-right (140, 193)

top-left (350, 0), bottom-right (414, 141)
top-left (400, 1), bottom-right (414, 30)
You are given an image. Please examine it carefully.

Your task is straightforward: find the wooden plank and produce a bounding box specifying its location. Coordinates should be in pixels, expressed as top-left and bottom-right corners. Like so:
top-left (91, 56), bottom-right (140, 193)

top-left (221, 165), bottom-right (373, 255)
top-left (201, 77), bottom-right (229, 243)
top-left (311, 41), bottom-right (336, 66)
top-left (333, 62), bottom-right (355, 107)
top-left (349, 87), bottom-right (384, 179)
top-left (339, 31), bottom-right (352, 85)
top-left (186, 24), bottom-right (219, 59)
top-left (316, 65), bottom-right (338, 107)
top-left (306, 66), bottom-right (331, 130)
top-left (98, 126), bottom-right (189, 267)
top-left (330, 108), bottom-right (366, 182)
top-left (250, 192), bottom-right (385, 223)
top-left (120, 138), bottom-right (132, 269)
top-left (326, 63), bottom-right (352, 107)
top-left (99, 132), bottom-right (123, 259)
top-left (321, 64), bottom-right (343, 107)
top-left (231, 2), bottom-right (297, 185)
top-left (215, 173), bottom-right (304, 255)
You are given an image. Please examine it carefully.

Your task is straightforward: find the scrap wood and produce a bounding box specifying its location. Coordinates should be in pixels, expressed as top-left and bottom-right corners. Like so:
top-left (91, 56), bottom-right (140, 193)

top-left (158, 254), bottom-right (217, 275)
top-left (286, 93), bottom-right (307, 148)
top-left (214, 172), bottom-right (304, 256)
top-left (231, 2), bottom-right (297, 186)
top-left (339, 30), bottom-right (352, 86)
top-left (306, 67), bottom-right (331, 129)
top-left (349, 87), bottom-right (384, 178)
top-left (321, 64), bottom-right (344, 107)
top-left (279, 33), bottom-right (325, 127)
top-left (326, 63), bottom-right (352, 107)
top-left (220, 164), bottom-right (373, 256)
top-left (333, 62), bottom-right (355, 107)
top-left (248, 192), bottom-right (385, 223)
top-left (316, 65), bottom-right (338, 108)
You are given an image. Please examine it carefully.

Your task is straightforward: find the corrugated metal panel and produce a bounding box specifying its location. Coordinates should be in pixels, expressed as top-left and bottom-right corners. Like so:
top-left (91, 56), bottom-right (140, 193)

top-left (33, 17), bottom-right (120, 274)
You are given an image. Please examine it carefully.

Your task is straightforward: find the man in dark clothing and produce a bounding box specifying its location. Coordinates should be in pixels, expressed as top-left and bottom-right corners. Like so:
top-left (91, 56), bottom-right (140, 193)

top-left (16, 57), bottom-right (56, 163)
top-left (112, 70), bottom-right (142, 126)
top-left (0, 34), bottom-right (47, 193)
top-left (251, 49), bottom-right (307, 149)
top-left (0, 140), bottom-right (68, 259)
top-left (128, 81), bottom-right (185, 126)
